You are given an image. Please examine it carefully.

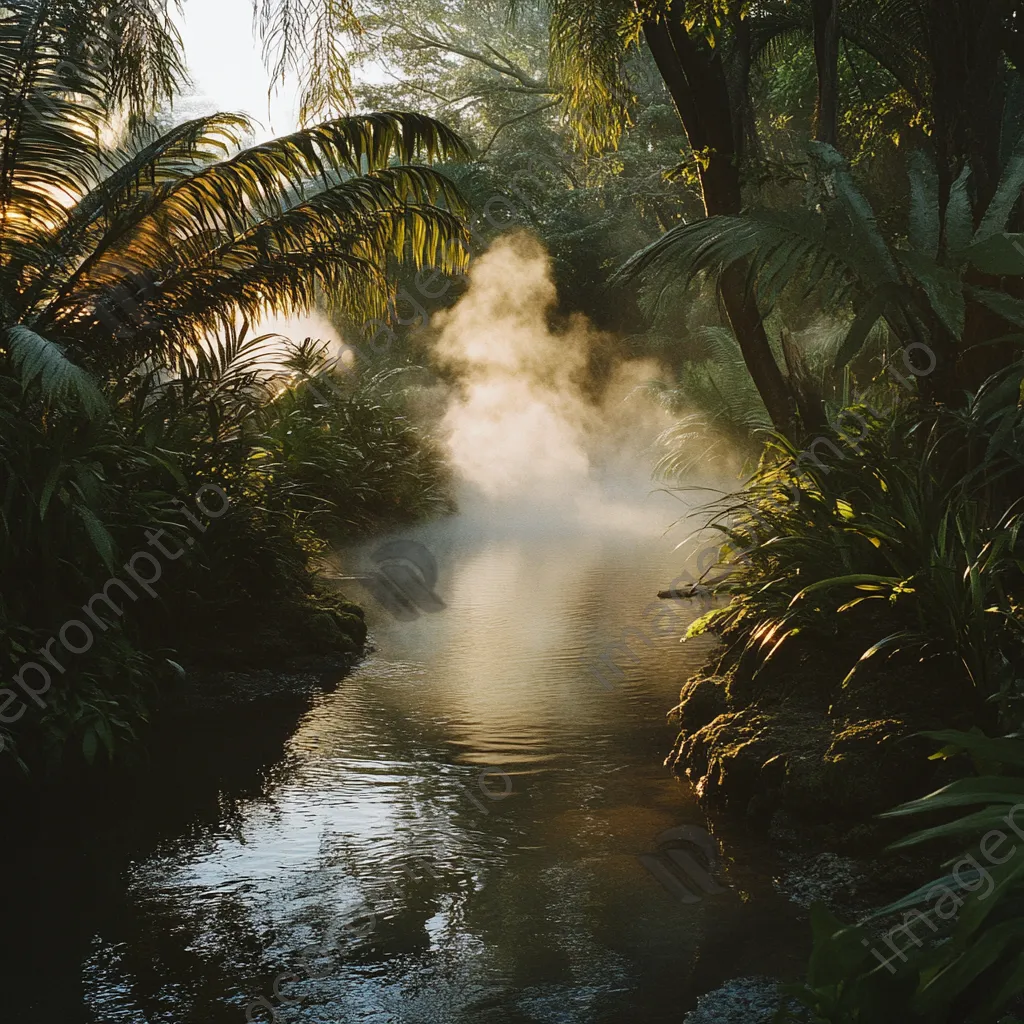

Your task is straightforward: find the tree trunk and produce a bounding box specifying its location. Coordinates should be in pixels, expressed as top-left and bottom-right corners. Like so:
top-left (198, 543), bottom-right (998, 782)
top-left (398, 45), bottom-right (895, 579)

top-left (926, 0), bottom-right (1012, 396)
top-left (812, 0), bottom-right (841, 145)
top-left (644, 17), bottom-right (799, 435)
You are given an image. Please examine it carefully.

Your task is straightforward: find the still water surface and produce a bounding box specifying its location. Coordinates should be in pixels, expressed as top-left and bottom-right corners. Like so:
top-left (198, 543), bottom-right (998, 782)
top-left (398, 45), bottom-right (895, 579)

top-left (3, 509), bottom-right (806, 1022)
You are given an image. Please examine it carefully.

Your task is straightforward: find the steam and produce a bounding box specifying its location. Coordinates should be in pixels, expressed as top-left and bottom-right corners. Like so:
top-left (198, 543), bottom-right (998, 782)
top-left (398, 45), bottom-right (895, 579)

top-left (431, 235), bottom-right (679, 531)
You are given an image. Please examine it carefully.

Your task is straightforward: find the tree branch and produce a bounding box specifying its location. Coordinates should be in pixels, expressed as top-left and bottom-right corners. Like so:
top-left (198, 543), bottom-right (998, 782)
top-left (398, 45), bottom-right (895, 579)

top-left (393, 25), bottom-right (549, 92)
top-left (478, 99), bottom-right (561, 157)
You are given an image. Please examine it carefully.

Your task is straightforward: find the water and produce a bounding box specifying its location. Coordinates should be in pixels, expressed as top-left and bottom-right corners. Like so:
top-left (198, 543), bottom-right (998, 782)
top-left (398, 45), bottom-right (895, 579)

top-left (1, 507), bottom-right (807, 1023)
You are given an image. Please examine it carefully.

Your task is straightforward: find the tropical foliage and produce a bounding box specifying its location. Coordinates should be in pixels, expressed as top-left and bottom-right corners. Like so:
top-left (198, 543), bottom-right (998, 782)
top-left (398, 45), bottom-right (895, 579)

top-left (267, 0), bottom-right (1024, 431)
top-left (0, 0), bottom-right (469, 772)
top-left (781, 731), bottom-right (1024, 1023)
top-left (620, 140), bottom-right (1024, 407)
top-left (7, 0), bottom-right (1024, 1016)
top-left (689, 358), bottom-right (1024, 712)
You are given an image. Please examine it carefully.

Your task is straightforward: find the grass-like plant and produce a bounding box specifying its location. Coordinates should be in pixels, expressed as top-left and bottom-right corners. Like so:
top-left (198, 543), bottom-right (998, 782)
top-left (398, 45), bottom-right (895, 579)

top-left (781, 731), bottom-right (1024, 1023)
top-left (690, 361), bottom-right (1024, 710)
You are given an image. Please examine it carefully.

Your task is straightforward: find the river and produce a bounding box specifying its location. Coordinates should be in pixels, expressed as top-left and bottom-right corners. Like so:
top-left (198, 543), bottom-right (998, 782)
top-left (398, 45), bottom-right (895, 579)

top-left (1, 505), bottom-right (807, 1023)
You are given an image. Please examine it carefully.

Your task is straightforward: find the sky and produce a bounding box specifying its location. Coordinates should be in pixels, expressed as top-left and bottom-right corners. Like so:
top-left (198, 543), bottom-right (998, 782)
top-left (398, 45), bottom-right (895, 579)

top-left (173, 1), bottom-right (343, 353)
top-left (175, 0), bottom-right (301, 140)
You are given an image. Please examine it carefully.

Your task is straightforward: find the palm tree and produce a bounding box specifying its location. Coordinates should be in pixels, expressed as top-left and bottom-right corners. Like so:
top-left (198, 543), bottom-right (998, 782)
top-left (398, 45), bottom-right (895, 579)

top-left (0, 1), bottom-right (472, 768)
top-left (0, 0), bottom-right (471, 615)
top-left (1, 1), bottom-right (469, 403)
top-left (21, 110), bottom-right (468, 376)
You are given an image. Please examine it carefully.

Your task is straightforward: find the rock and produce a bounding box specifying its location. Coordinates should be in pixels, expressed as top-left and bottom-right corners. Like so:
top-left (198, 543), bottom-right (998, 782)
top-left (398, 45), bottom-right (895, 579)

top-left (308, 610), bottom-right (345, 652)
top-left (677, 707), bottom-right (831, 813)
top-left (821, 718), bottom-right (934, 815)
top-left (668, 622), bottom-right (963, 837)
top-left (683, 977), bottom-right (784, 1024)
top-left (677, 711), bottom-right (782, 808)
top-left (676, 675), bottom-right (729, 735)
top-left (331, 609), bottom-right (368, 648)
top-left (675, 704), bottom-right (939, 824)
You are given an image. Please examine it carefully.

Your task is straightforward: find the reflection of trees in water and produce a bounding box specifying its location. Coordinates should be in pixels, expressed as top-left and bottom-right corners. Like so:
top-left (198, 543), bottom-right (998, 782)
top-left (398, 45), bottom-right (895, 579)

top-left (85, 884), bottom-right (274, 1024)
top-left (0, 698), bottom-right (312, 1023)
top-left (82, 708), bottom-right (515, 1021)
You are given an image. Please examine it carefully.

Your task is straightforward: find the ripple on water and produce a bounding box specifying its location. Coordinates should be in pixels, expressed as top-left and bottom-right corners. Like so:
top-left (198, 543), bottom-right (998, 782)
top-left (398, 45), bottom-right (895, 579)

top-left (43, 521), bottom-right (809, 1024)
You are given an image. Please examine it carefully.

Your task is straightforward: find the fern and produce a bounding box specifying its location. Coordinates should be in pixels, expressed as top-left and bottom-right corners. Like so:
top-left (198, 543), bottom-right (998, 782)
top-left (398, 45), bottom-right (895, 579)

top-left (4, 326), bottom-right (105, 417)
top-left (618, 142), bottom-right (1024, 381)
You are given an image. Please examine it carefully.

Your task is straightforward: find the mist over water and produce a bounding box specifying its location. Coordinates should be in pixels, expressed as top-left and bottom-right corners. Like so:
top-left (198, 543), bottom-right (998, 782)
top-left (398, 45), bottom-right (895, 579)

top-left (0, 242), bottom-right (808, 1024)
top-left (432, 235), bottom-right (686, 535)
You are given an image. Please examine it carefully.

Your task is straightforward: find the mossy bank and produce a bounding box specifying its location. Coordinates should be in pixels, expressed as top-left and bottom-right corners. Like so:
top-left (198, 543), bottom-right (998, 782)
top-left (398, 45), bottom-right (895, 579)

top-left (666, 620), bottom-right (975, 852)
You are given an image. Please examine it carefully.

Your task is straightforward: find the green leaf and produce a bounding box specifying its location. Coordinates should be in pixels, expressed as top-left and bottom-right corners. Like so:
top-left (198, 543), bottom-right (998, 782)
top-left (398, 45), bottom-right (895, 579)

top-left (888, 805), bottom-right (1017, 848)
top-left (805, 903), bottom-right (870, 989)
top-left (865, 871), bottom-right (964, 921)
top-left (834, 284), bottom-right (903, 372)
top-left (917, 731), bottom-right (1024, 770)
top-left (955, 853), bottom-right (1024, 937)
top-left (686, 607), bottom-right (730, 638)
top-left (966, 234), bottom-right (1024, 275)
top-left (842, 630), bottom-right (920, 686)
top-left (945, 165), bottom-right (975, 264)
top-left (967, 285), bottom-right (1024, 328)
top-left (976, 134), bottom-right (1024, 242)
top-left (39, 463), bottom-right (64, 522)
top-left (917, 920), bottom-right (1024, 1012)
top-left (981, 958), bottom-right (1024, 1018)
top-left (144, 451), bottom-right (187, 489)
top-left (811, 141), bottom-right (900, 283)
top-left (74, 504), bottom-right (116, 572)
top-left (5, 326), bottom-right (106, 418)
top-left (883, 776), bottom-right (1024, 816)
top-left (897, 249), bottom-right (966, 338)
top-left (94, 716), bottom-right (114, 757)
top-left (791, 574), bottom-right (898, 606)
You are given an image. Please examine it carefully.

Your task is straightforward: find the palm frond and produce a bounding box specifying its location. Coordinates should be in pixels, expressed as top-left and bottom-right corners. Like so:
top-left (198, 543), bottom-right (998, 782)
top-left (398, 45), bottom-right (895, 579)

top-left (838, 0), bottom-right (928, 104)
top-left (178, 321), bottom-right (284, 386)
top-left (3, 325), bottom-right (105, 416)
top-left (22, 113), bottom-right (469, 368)
top-left (82, 1), bottom-right (188, 117)
top-left (617, 209), bottom-right (865, 319)
top-left (750, 1), bottom-right (811, 70)
top-left (549, 0), bottom-right (635, 152)
top-left (0, 1), bottom-right (187, 274)
top-left (43, 163), bottom-right (468, 366)
top-left (0, 3), bottom-right (106, 264)
top-left (17, 114), bottom-right (250, 313)
top-left (256, 0), bottom-right (362, 124)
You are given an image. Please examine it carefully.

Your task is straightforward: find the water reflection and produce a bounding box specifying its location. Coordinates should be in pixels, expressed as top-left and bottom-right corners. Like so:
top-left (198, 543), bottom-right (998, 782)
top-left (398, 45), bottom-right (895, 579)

top-left (3, 512), bottom-right (807, 1023)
